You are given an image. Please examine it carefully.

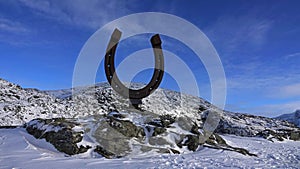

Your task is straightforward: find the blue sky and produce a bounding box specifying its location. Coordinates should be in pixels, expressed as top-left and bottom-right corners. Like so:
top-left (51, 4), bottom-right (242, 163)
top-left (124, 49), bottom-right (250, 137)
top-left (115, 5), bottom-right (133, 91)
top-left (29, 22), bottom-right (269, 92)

top-left (0, 0), bottom-right (300, 117)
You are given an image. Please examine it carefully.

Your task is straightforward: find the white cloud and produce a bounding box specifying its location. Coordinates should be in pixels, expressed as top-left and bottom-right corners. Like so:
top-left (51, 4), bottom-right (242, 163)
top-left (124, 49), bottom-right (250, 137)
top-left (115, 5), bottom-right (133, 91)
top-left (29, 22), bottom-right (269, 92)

top-left (225, 100), bottom-right (300, 117)
top-left (248, 101), bottom-right (300, 117)
top-left (271, 83), bottom-right (300, 98)
top-left (19, 0), bottom-right (131, 30)
top-left (284, 52), bottom-right (300, 60)
top-left (204, 13), bottom-right (273, 54)
top-left (227, 75), bottom-right (289, 90)
top-left (225, 72), bottom-right (300, 116)
top-left (0, 17), bottom-right (31, 45)
top-left (0, 18), bottom-right (28, 33)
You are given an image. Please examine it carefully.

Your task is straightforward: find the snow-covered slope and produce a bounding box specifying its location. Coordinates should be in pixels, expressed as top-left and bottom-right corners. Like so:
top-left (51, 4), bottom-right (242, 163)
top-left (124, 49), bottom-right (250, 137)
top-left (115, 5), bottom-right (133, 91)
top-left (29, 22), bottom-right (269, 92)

top-left (1, 78), bottom-right (211, 126)
top-left (1, 78), bottom-right (299, 140)
top-left (1, 128), bottom-right (299, 169)
top-left (1, 78), bottom-right (300, 168)
top-left (0, 78), bottom-right (68, 125)
top-left (276, 110), bottom-right (300, 127)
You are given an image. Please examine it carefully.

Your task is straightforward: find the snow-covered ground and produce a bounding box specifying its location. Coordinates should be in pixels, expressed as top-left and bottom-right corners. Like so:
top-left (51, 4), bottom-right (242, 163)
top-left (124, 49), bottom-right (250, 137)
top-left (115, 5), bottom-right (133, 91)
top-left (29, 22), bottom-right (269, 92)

top-left (1, 128), bottom-right (299, 169)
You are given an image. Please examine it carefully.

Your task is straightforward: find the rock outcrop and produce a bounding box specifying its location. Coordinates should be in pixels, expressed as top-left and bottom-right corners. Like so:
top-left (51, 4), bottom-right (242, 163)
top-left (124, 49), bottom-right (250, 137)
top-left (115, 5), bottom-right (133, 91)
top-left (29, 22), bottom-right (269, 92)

top-left (25, 111), bottom-right (257, 158)
top-left (26, 118), bottom-right (90, 155)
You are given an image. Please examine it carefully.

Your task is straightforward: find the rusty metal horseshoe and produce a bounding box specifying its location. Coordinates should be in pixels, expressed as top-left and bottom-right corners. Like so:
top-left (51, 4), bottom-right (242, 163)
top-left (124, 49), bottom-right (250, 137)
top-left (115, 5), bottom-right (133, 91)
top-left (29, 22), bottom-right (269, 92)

top-left (104, 28), bottom-right (164, 101)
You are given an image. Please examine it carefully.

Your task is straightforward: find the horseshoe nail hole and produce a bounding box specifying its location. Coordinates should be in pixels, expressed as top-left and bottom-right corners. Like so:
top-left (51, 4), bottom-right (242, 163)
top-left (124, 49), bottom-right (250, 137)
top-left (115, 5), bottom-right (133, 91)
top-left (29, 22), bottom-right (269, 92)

top-left (109, 75), bottom-right (112, 79)
top-left (108, 64), bottom-right (110, 67)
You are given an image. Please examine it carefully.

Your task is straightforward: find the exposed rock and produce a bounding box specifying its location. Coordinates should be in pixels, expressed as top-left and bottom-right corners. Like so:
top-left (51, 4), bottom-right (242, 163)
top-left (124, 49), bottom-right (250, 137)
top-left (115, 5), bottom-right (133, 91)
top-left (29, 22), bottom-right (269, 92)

top-left (25, 118), bottom-right (91, 155)
top-left (177, 134), bottom-right (200, 151)
top-left (25, 114), bottom-right (258, 158)
top-left (290, 131), bottom-right (300, 140)
top-left (204, 134), bottom-right (257, 156)
top-left (94, 145), bottom-right (121, 159)
top-left (106, 116), bottom-right (145, 138)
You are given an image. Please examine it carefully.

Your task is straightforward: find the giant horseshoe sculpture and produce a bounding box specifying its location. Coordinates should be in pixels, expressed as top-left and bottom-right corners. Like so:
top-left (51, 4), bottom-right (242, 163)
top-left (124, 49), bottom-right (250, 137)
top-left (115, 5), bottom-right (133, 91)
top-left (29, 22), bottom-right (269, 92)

top-left (104, 29), bottom-right (164, 104)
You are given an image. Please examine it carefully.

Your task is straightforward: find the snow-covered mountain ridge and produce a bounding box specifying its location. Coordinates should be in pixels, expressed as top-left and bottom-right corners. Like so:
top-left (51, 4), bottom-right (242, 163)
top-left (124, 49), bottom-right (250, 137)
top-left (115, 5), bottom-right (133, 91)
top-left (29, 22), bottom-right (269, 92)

top-left (276, 110), bottom-right (300, 127)
top-left (1, 78), bottom-right (212, 126)
top-left (1, 77), bottom-right (300, 166)
top-left (1, 78), bottom-right (299, 140)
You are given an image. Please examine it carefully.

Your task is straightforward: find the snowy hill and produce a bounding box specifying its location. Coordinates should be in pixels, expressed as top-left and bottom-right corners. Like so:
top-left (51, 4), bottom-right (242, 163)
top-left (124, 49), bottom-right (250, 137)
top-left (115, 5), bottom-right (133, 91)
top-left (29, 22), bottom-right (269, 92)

top-left (1, 78), bottom-right (213, 126)
top-left (1, 78), bottom-right (298, 140)
top-left (276, 110), bottom-right (300, 127)
top-left (1, 78), bottom-right (300, 168)
top-left (0, 78), bottom-right (68, 125)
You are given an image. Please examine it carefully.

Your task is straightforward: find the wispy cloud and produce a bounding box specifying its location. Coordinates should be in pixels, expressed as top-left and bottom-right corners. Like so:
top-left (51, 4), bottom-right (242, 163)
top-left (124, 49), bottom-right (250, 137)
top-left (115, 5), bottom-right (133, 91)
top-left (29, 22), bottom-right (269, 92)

top-left (205, 13), bottom-right (273, 54)
top-left (284, 52), bottom-right (300, 60)
top-left (269, 83), bottom-right (300, 98)
top-left (0, 18), bottom-right (28, 33)
top-left (227, 73), bottom-right (300, 90)
top-left (225, 99), bottom-right (300, 118)
top-left (0, 17), bottom-right (30, 45)
top-left (247, 101), bottom-right (300, 117)
top-left (19, 0), bottom-right (131, 30)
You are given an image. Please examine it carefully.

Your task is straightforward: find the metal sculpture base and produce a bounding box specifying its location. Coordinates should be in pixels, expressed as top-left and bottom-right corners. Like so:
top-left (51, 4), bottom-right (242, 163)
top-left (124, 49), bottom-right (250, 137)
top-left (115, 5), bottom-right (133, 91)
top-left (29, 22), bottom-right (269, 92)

top-left (129, 99), bottom-right (143, 109)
